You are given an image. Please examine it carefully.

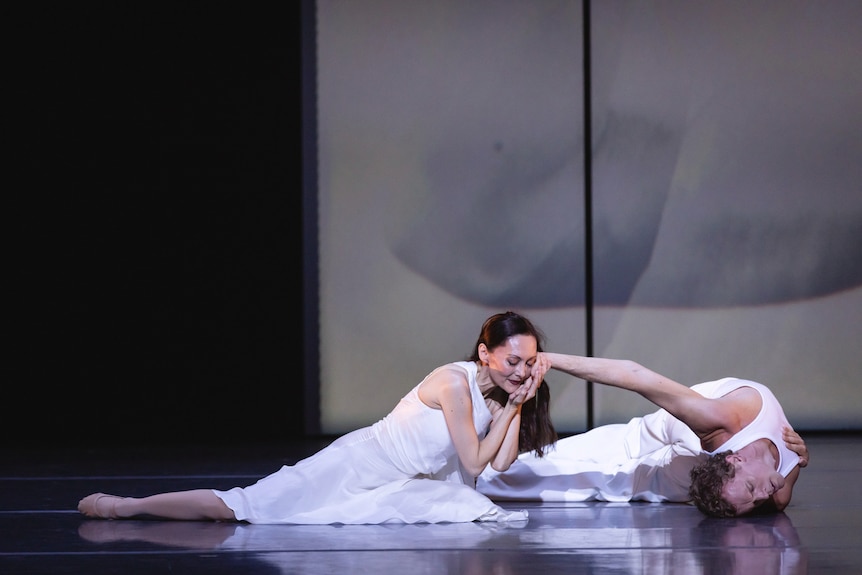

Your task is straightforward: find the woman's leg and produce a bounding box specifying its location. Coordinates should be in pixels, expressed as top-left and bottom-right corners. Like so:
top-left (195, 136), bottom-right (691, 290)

top-left (78, 490), bottom-right (237, 521)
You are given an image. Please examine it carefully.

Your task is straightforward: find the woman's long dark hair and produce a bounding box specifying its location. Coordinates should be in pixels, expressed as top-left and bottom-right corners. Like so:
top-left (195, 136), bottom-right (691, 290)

top-left (469, 311), bottom-right (558, 457)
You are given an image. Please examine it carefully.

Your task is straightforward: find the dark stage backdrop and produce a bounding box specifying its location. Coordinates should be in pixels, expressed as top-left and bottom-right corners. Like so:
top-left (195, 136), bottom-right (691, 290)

top-left (8, 4), bottom-right (304, 447)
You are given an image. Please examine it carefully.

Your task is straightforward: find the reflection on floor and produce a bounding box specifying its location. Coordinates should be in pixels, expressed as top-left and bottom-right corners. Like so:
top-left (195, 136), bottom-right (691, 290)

top-left (2, 434), bottom-right (861, 574)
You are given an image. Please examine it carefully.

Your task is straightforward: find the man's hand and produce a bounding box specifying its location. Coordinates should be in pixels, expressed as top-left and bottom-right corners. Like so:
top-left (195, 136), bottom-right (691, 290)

top-left (507, 355), bottom-right (549, 406)
top-left (783, 426), bottom-right (809, 467)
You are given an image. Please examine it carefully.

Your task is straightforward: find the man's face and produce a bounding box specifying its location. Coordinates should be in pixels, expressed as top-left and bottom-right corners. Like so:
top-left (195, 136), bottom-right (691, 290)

top-left (721, 454), bottom-right (786, 515)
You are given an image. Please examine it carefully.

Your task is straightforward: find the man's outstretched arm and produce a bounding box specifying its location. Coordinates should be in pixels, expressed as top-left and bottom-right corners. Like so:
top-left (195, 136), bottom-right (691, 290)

top-left (539, 352), bottom-right (731, 437)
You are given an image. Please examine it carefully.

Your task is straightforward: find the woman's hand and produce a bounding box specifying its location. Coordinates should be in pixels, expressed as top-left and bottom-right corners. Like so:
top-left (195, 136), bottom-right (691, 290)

top-left (783, 426), bottom-right (809, 468)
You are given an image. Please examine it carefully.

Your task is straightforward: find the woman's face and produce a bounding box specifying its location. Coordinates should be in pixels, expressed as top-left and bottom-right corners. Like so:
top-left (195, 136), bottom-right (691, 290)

top-left (481, 334), bottom-right (538, 394)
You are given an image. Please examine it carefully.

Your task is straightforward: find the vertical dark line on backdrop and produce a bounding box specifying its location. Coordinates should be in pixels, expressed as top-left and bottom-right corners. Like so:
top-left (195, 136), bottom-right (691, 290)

top-left (582, 0), bottom-right (595, 430)
top-left (302, 0), bottom-right (321, 435)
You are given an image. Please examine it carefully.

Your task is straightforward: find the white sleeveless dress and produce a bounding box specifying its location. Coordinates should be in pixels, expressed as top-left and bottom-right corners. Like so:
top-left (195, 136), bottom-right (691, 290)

top-left (213, 361), bottom-right (528, 524)
top-left (477, 377), bottom-right (799, 503)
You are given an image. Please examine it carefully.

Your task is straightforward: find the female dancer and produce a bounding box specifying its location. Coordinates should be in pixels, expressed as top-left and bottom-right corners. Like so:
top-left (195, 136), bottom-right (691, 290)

top-left (79, 311), bottom-right (557, 524)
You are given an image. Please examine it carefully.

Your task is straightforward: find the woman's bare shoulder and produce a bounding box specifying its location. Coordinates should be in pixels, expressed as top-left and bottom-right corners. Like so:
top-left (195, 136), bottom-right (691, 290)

top-left (418, 363), bottom-right (471, 407)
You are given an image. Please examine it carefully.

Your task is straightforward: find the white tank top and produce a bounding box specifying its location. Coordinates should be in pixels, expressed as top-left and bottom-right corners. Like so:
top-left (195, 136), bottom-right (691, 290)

top-left (695, 377), bottom-right (800, 476)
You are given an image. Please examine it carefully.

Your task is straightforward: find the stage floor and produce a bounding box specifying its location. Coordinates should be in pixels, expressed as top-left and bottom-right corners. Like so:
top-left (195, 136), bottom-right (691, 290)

top-left (3, 433), bottom-right (861, 574)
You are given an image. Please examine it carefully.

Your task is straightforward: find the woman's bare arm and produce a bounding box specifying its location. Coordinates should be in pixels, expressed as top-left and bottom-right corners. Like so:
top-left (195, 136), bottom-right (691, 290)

top-left (486, 399), bottom-right (521, 471)
top-left (426, 365), bottom-right (537, 477)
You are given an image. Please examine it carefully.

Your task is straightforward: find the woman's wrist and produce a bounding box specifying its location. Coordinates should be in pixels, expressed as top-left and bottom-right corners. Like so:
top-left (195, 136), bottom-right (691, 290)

top-left (503, 401), bottom-right (521, 415)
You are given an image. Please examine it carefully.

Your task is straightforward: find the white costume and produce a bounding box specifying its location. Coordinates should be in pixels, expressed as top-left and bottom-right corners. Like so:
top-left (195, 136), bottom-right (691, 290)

top-left (214, 361), bottom-right (526, 524)
top-left (477, 377), bottom-right (799, 503)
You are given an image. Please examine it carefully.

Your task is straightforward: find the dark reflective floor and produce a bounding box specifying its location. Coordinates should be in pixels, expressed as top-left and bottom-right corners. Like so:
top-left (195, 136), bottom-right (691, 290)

top-left (3, 434), bottom-right (860, 574)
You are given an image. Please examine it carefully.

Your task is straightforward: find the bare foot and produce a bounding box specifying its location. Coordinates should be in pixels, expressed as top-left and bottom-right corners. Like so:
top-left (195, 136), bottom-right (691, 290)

top-left (78, 493), bottom-right (122, 519)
